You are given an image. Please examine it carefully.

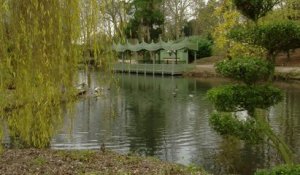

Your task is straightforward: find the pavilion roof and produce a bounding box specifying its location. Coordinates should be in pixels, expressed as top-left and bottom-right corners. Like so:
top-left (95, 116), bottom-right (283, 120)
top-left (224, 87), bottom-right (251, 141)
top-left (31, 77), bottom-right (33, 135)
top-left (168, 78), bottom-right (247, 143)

top-left (112, 37), bottom-right (199, 52)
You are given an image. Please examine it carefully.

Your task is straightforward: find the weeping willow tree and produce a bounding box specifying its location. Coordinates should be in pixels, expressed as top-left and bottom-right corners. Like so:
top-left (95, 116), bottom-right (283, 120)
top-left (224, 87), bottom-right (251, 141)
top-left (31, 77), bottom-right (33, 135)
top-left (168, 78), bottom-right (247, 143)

top-left (0, 0), bottom-right (112, 148)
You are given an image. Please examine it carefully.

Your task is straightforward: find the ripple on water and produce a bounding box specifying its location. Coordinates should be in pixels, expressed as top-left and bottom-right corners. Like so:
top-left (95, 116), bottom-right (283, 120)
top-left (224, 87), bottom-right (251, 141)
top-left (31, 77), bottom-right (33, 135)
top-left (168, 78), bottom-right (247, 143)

top-left (50, 73), bottom-right (300, 175)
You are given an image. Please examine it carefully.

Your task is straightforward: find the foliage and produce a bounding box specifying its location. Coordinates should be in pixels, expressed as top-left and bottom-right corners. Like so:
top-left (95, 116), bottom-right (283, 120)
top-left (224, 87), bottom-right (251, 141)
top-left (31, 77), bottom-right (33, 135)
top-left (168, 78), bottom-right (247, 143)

top-left (233, 0), bottom-right (280, 22)
top-left (124, 0), bottom-right (164, 41)
top-left (193, 0), bottom-right (219, 36)
top-left (183, 20), bottom-right (196, 36)
top-left (162, 0), bottom-right (199, 40)
top-left (207, 85), bottom-right (283, 112)
top-left (282, 0), bottom-right (300, 21)
top-left (207, 56), bottom-right (292, 163)
top-left (229, 20), bottom-right (300, 60)
top-left (210, 112), bottom-right (264, 144)
top-left (8, 105), bottom-right (62, 148)
top-left (208, 0), bottom-right (296, 164)
top-left (208, 57), bottom-right (282, 112)
top-left (0, 0), bottom-right (110, 148)
top-left (227, 41), bottom-right (267, 59)
top-left (0, 0), bottom-right (83, 148)
top-left (212, 0), bottom-right (267, 58)
top-left (188, 36), bottom-right (213, 60)
top-left (212, 0), bottom-right (241, 54)
top-left (263, 0), bottom-right (300, 21)
top-left (100, 0), bottom-right (130, 41)
top-left (255, 164), bottom-right (300, 175)
top-left (197, 37), bottom-right (213, 58)
top-left (215, 57), bottom-right (274, 84)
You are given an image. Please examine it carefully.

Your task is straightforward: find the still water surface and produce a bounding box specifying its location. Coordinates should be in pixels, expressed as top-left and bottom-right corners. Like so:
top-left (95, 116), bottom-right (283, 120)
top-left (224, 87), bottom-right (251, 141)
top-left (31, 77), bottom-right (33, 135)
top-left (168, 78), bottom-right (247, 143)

top-left (51, 72), bottom-right (300, 175)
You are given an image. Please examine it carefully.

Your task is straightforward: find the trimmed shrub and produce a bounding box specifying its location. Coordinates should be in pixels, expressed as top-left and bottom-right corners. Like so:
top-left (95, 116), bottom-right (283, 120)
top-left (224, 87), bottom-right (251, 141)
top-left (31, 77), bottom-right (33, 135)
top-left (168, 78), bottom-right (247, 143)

top-left (209, 112), bottom-right (264, 143)
top-left (215, 57), bottom-right (274, 84)
top-left (207, 85), bottom-right (283, 112)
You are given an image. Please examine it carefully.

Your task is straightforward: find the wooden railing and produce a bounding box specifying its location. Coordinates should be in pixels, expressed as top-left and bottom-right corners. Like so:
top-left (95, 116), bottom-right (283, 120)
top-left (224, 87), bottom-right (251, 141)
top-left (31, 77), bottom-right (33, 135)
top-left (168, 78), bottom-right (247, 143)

top-left (113, 63), bottom-right (195, 76)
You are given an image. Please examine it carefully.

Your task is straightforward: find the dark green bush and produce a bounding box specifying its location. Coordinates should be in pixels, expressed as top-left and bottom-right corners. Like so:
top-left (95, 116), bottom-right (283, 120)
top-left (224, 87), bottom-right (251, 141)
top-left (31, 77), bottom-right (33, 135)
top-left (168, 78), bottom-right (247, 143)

top-left (188, 37), bottom-right (213, 62)
top-left (197, 37), bottom-right (213, 58)
top-left (255, 164), bottom-right (300, 175)
top-left (210, 112), bottom-right (264, 143)
top-left (215, 57), bottom-right (274, 84)
top-left (229, 21), bottom-right (300, 60)
top-left (207, 85), bottom-right (283, 112)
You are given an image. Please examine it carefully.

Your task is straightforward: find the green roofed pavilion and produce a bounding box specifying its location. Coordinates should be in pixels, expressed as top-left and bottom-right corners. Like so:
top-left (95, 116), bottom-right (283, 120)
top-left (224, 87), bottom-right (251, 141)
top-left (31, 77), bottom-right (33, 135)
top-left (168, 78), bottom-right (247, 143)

top-left (112, 37), bottom-right (199, 52)
top-left (111, 37), bottom-right (201, 76)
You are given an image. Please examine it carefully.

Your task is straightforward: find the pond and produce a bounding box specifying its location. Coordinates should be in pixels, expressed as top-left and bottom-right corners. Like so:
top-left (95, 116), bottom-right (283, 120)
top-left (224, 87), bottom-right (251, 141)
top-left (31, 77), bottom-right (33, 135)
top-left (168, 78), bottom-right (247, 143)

top-left (51, 71), bottom-right (300, 175)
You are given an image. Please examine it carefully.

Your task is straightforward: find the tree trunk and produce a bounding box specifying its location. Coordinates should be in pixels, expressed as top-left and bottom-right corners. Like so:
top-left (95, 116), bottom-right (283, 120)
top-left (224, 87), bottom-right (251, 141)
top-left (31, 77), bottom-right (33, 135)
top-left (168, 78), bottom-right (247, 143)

top-left (255, 112), bottom-right (294, 164)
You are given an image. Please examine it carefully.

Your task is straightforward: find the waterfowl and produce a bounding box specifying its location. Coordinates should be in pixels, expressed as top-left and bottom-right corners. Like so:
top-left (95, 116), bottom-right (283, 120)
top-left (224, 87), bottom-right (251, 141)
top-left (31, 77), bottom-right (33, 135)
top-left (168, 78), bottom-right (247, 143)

top-left (76, 83), bottom-right (88, 96)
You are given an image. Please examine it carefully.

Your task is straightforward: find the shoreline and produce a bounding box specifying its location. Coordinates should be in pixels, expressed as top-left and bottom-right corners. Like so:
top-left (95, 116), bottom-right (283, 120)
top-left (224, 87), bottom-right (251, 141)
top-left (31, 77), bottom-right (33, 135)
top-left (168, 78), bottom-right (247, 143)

top-left (0, 148), bottom-right (207, 175)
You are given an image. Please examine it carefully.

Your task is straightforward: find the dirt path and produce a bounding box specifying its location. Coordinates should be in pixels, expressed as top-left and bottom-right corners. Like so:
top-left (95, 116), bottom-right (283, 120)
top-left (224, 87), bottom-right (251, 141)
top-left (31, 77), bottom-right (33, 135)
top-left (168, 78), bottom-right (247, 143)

top-left (187, 48), bottom-right (300, 79)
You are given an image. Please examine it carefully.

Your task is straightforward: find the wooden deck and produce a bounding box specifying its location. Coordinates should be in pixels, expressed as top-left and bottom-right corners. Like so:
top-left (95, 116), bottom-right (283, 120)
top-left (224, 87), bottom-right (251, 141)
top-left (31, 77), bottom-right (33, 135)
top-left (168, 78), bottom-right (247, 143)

top-left (113, 63), bottom-right (195, 76)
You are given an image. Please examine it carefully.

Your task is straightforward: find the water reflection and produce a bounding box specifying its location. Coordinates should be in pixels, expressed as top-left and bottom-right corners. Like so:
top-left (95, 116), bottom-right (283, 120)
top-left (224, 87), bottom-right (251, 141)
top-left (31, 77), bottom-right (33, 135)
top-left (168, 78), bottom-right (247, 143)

top-left (51, 72), bottom-right (300, 175)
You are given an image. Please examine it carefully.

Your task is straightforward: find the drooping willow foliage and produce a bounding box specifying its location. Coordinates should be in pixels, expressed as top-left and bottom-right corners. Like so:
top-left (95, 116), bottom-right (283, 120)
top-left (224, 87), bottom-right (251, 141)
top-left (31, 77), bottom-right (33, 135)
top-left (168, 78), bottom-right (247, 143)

top-left (0, 0), bottom-right (113, 148)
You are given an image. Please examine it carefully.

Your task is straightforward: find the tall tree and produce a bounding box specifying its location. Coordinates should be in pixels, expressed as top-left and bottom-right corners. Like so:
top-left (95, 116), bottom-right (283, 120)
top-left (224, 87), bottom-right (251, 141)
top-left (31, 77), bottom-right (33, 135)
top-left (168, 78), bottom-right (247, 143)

top-left (101, 0), bottom-right (130, 41)
top-left (125, 0), bottom-right (164, 42)
top-left (194, 0), bottom-right (219, 35)
top-left (163, 0), bottom-right (197, 39)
